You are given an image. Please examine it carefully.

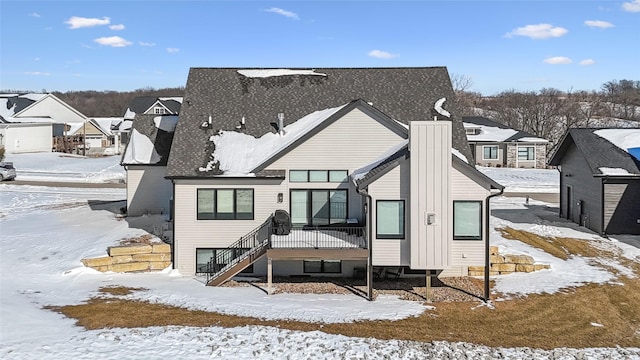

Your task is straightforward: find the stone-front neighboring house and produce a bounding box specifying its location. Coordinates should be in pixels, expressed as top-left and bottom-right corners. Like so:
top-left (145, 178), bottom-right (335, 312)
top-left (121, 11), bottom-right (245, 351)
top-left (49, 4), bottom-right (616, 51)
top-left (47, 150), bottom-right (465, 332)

top-left (463, 116), bottom-right (548, 168)
top-left (549, 128), bottom-right (640, 235)
top-left (156, 67), bottom-right (503, 298)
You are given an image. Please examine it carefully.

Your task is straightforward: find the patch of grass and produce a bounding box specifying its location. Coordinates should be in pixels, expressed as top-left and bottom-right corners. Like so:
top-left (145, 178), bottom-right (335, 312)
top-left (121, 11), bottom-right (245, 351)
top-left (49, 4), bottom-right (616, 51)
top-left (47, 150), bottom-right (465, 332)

top-left (98, 286), bottom-right (147, 296)
top-left (499, 227), bottom-right (610, 260)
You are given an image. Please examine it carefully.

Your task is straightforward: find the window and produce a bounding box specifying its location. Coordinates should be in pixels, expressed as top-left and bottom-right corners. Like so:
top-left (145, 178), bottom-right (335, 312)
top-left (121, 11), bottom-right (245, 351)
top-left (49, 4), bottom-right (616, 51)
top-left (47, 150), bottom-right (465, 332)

top-left (518, 146), bottom-right (535, 161)
top-left (483, 145), bottom-right (498, 160)
top-left (154, 107), bottom-right (166, 114)
top-left (303, 260), bottom-right (341, 273)
top-left (289, 170), bottom-right (348, 183)
top-left (376, 200), bottom-right (405, 239)
top-left (453, 201), bottom-right (482, 240)
top-left (196, 248), bottom-right (253, 274)
top-left (290, 189), bottom-right (347, 226)
top-left (197, 189), bottom-right (254, 220)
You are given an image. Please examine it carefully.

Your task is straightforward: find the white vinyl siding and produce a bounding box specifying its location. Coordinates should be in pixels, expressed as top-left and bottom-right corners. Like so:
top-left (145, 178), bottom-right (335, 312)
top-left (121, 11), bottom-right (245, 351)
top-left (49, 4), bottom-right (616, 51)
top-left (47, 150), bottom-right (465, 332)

top-left (126, 166), bottom-right (172, 216)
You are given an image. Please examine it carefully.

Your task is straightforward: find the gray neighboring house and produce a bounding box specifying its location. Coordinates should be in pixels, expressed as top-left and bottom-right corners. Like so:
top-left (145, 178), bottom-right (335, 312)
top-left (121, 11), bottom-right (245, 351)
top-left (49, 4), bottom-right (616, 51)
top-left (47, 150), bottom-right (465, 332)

top-left (549, 128), bottom-right (640, 235)
top-left (463, 116), bottom-right (548, 168)
top-left (121, 96), bottom-right (183, 145)
top-left (164, 67), bottom-right (503, 293)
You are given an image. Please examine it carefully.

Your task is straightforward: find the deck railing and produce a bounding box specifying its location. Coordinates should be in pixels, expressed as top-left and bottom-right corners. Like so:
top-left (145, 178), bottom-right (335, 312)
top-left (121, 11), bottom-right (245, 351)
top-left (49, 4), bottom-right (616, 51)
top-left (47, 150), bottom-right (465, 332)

top-left (271, 225), bottom-right (366, 249)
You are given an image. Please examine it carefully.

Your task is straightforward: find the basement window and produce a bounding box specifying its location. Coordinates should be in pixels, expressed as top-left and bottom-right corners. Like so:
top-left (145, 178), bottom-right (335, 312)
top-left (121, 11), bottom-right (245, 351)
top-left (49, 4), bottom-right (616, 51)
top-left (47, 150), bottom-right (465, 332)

top-left (303, 260), bottom-right (341, 273)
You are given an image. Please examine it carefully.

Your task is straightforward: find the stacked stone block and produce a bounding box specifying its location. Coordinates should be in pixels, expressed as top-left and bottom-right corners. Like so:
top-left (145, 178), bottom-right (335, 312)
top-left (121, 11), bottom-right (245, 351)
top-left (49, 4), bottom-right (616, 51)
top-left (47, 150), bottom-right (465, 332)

top-left (81, 243), bottom-right (171, 272)
top-left (468, 246), bottom-right (550, 276)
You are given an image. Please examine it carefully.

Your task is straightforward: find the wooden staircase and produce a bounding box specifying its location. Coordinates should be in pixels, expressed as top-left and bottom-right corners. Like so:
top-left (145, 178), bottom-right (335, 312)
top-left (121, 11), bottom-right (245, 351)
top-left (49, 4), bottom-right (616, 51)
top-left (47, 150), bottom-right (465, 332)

top-left (205, 216), bottom-right (272, 286)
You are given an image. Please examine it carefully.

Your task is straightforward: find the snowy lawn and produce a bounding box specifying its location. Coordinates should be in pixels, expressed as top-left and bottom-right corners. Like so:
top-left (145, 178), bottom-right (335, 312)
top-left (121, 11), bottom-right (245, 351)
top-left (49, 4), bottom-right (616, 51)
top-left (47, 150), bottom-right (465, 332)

top-left (1, 156), bottom-right (640, 358)
top-left (478, 166), bottom-right (559, 193)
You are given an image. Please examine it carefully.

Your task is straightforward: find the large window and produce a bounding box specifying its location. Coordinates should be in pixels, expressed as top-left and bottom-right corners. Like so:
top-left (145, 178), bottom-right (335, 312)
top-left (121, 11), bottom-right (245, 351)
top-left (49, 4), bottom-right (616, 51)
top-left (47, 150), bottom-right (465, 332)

top-left (376, 200), bottom-right (405, 239)
top-left (195, 248), bottom-right (253, 274)
top-left (303, 260), bottom-right (341, 273)
top-left (453, 201), bottom-right (482, 240)
top-left (289, 170), bottom-right (348, 183)
top-left (197, 189), bottom-right (254, 220)
top-left (483, 145), bottom-right (498, 160)
top-left (518, 146), bottom-right (535, 161)
top-left (290, 189), bottom-right (347, 226)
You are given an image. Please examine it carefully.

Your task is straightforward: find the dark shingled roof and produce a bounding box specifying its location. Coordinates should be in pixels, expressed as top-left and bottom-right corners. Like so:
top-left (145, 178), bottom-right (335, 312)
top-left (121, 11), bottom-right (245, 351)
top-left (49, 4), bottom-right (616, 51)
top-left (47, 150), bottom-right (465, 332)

top-left (462, 116), bottom-right (544, 142)
top-left (168, 67), bottom-right (472, 178)
top-left (120, 114), bottom-right (176, 166)
top-left (548, 128), bottom-right (640, 175)
top-left (1, 95), bottom-right (38, 116)
top-left (126, 96), bottom-right (182, 116)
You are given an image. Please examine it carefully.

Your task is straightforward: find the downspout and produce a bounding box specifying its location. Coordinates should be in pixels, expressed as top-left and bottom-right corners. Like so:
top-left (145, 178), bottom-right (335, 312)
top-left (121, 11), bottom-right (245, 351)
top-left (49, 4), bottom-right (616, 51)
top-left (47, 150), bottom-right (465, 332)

top-left (601, 177), bottom-right (606, 238)
top-left (171, 180), bottom-right (176, 269)
top-left (484, 186), bottom-right (504, 303)
top-left (357, 186), bottom-right (374, 301)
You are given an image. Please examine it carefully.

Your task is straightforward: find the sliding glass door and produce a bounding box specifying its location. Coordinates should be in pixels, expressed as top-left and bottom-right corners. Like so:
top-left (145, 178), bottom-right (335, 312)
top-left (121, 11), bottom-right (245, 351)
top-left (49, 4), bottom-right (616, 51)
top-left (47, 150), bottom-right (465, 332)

top-left (291, 189), bottom-right (347, 226)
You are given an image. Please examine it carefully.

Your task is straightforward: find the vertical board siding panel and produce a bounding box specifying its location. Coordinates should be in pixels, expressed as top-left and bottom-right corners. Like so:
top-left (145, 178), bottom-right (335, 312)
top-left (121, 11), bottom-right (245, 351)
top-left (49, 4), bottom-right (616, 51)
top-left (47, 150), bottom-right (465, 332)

top-left (410, 122), bottom-right (451, 269)
top-left (604, 183), bottom-right (626, 228)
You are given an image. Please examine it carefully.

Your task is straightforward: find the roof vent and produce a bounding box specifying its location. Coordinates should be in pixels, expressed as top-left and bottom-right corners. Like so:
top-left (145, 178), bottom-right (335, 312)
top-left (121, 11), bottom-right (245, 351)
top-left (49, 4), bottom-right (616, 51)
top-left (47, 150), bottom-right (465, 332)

top-left (236, 116), bottom-right (246, 130)
top-left (277, 113), bottom-right (285, 136)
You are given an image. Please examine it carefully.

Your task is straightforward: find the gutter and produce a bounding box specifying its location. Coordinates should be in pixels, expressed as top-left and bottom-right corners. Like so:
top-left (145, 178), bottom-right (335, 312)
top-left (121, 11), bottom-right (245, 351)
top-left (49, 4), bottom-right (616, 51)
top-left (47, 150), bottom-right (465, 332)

top-left (484, 186), bottom-right (504, 303)
top-left (356, 186), bottom-right (374, 301)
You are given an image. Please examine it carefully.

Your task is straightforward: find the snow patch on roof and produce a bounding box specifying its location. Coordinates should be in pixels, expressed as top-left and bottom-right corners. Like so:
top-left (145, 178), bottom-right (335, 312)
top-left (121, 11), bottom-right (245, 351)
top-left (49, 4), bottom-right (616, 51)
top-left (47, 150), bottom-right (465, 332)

top-left (237, 69), bottom-right (327, 78)
top-left (3, 116), bottom-right (55, 124)
top-left (0, 99), bottom-right (17, 118)
top-left (599, 167), bottom-right (633, 176)
top-left (464, 122), bottom-right (518, 142)
top-left (203, 104), bottom-right (346, 175)
top-left (452, 148), bottom-right (468, 163)
top-left (122, 129), bottom-right (161, 164)
top-left (594, 129), bottom-right (640, 155)
top-left (119, 119), bottom-right (133, 131)
top-left (124, 108), bottom-right (136, 120)
top-left (351, 140), bottom-right (409, 183)
top-left (20, 93), bottom-right (47, 102)
top-left (153, 115), bottom-right (179, 133)
top-left (159, 97), bottom-right (183, 103)
top-left (518, 136), bottom-right (549, 143)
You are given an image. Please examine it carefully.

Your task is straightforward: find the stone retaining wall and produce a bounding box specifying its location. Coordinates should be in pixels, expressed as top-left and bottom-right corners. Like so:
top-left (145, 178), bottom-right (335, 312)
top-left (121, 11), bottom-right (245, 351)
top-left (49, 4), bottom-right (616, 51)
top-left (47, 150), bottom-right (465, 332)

top-left (81, 243), bottom-right (171, 272)
top-left (468, 246), bottom-right (550, 276)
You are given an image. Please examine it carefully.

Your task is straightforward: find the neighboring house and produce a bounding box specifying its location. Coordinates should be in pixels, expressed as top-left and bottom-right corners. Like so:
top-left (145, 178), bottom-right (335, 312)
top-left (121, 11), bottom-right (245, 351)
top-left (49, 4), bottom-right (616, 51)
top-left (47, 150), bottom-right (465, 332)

top-left (121, 114), bottom-right (178, 216)
top-left (161, 67), bottom-right (503, 292)
top-left (121, 96), bottom-right (183, 146)
top-left (463, 116), bottom-right (548, 168)
top-left (67, 117), bottom-right (124, 153)
top-left (549, 128), bottom-right (640, 235)
top-left (0, 93), bottom-right (88, 153)
top-left (0, 123), bottom-right (53, 153)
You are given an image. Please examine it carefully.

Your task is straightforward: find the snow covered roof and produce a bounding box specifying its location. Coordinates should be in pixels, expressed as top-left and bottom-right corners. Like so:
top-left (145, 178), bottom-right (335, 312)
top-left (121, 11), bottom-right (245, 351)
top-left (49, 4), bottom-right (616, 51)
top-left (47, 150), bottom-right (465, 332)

top-left (169, 67), bottom-right (473, 178)
top-left (237, 69), bottom-right (327, 78)
top-left (549, 128), bottom-right (640, 176)
top-left (2, 116), bottom-right (55, 124)
top-left (463, 116), bottom-right (548, 143)
top-left (0, 93), bottom-right (47, 119)
top-left (121, 114), bottom-right (176, 166)
top-left (123, 96), bottom-right (183, 119)
top-left (201, 104), bottom-right (347, 175)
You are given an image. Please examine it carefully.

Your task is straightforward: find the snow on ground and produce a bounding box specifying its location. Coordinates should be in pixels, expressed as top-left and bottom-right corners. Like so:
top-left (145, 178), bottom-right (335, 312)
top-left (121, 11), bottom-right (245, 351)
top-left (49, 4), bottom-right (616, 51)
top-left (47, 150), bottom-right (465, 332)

top-left (478, 166), bottom-right (559, 193)
top-left (3, 152), bottom-right (125, 183)
top-left (1, 157), bottom-right (639, 359)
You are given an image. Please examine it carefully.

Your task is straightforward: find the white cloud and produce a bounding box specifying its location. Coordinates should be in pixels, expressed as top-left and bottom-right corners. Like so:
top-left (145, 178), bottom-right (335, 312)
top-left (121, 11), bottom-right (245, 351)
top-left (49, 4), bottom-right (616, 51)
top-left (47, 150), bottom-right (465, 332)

top-left (25, 71), bottom-right (51, 76)
top-left (505, 24), bottom-right (568, 39)
top-left (93, 36), bottom-right (132, 47)
top-left (166, 48), bottom-right (179, 53)
top-left (34, 57), bottom-right (41, 61)
top-left (622, 0), bottom-right (640, 12)
top-left (579, 59), bottom-right (596, 66)
top-left (109, 24), bottom-right (125, 30)
top-left (139, 41), bottom-right (156, 47)
top-left (368, 49), bottom-right (399, 59)
top-left (264, 7), bottom-right (299, 20)
top-left (584, 20), bottom-right (614, 29)
top-left (65, 16), bottom-right (110, 29)
top-left (29, 13), bottom-right (41, 18)
top-left (544, 56), bottom-right (572, 64)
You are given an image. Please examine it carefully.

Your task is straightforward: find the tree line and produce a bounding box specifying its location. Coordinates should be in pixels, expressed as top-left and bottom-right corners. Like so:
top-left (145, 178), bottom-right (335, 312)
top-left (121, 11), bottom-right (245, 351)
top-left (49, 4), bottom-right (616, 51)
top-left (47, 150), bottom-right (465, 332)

top-left (454, 78), bottom-right (640, 150)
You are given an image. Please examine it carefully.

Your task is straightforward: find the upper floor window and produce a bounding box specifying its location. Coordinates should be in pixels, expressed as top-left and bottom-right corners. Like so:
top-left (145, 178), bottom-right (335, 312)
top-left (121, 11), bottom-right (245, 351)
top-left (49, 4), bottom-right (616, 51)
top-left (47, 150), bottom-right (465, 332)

top-left (453, 201), bottom-right (482, 240)
top-left (518, 146), bottom-right (535, 161)
top-left (289, 170), bottom-right (348, 183)
top-left (483, 145), bottom-right (498, 160)
top-left (197, 189), bottom-right (254, 220)
top-left (154, 107), bottom-right (166, 114)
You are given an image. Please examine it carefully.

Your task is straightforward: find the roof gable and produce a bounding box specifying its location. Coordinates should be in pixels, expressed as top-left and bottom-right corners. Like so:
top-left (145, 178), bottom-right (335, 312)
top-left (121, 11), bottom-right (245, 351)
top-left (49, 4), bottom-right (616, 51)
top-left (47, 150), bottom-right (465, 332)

top-left (549, 128), bottom-right (640, 176)
top-left (168, 67), bottom-right (471, 178)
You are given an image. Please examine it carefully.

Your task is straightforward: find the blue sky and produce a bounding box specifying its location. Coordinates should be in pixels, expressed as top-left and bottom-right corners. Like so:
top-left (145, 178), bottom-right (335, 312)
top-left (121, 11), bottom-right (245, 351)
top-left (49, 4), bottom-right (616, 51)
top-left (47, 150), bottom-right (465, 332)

top-left (1, 0), bottom-right (639, 95)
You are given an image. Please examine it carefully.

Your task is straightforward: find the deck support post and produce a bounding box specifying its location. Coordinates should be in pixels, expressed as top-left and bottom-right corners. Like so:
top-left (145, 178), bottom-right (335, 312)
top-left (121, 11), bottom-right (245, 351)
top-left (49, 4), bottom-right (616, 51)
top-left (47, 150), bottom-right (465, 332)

top-left (425, 270), bottom-right (431, 302)
top-left (267, 257), bottom-right (273, 295)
